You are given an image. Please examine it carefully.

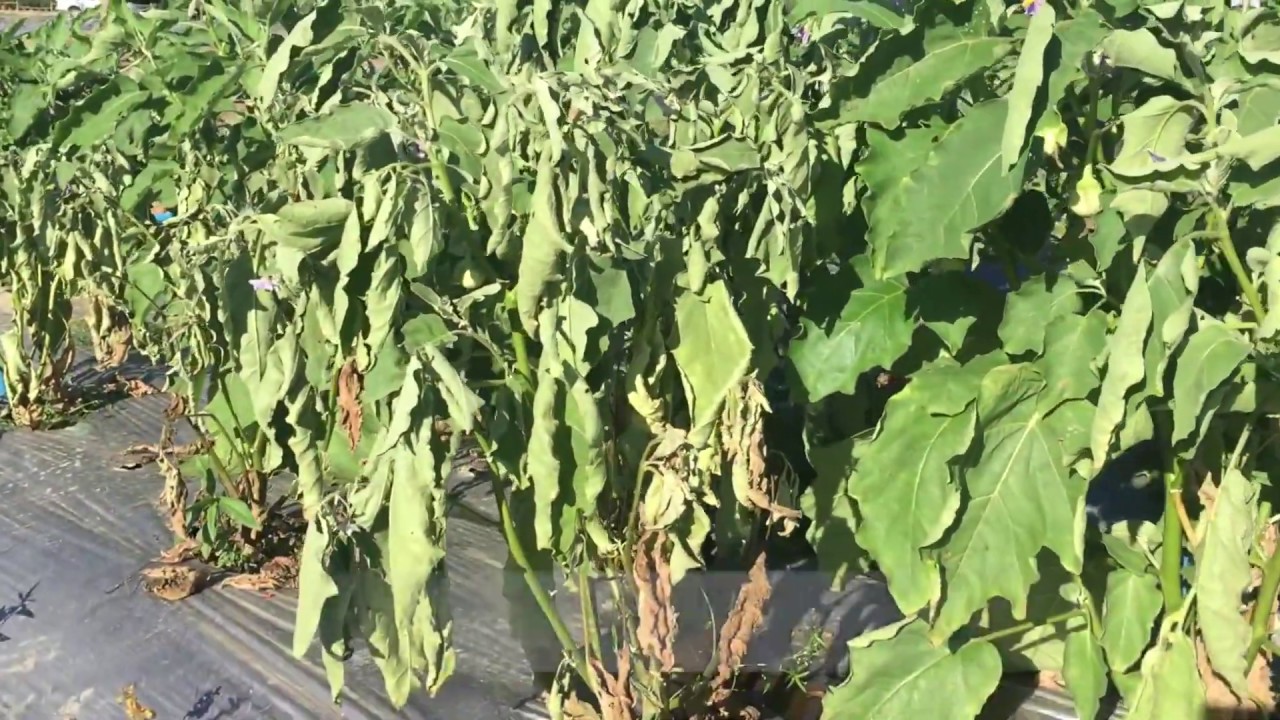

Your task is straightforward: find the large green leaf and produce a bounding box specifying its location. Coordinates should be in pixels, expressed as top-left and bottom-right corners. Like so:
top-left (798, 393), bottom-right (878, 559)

top-left (868, 100), bottom-right (1030, 278)
top-left (850, 377), bottom-right (974, 614)
top-left (933, 366), bottom-right (1090, 637)
top-left (790, 277), bottom-right (913, 402)
top-left (839, 27), bottom-right (1013, 129)
top-left (822, 621), bottom-right (1002, 720)
top-left (997, 275), bottom-right (1082, 356)
top-left (278, 102), bottom-right (399, 150)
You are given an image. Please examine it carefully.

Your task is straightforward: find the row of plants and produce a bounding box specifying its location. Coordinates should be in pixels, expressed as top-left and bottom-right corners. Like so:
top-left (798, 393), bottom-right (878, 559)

top-left (3, 0), bottom-right (1280, 718)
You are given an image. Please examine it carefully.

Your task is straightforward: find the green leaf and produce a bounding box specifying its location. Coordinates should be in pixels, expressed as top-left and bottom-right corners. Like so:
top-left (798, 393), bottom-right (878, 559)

top-left (840, 27), bottom-right (1013, 129)
top-left (790, 277), bottom-right (913, 402)
top-left (1170, 320), bottom-right (1251, 447)
top-left (1098, 29), bottom-right (1186, 87)
top-left (514, 150), bottom-right (572, 335)
top-left (933, 366), bottom-right (1090, 637)
top-left (1039, 310), bottom-right (1109, 408)
top-left (1091, 267), bottom-right (1152, 464)
top-left (217, 496), bottom-right (262, 530)
top-left (259, 198), bottom-right (354, 255)
top-left (851, 380), bottom-right (974, 614)
top-left (786, 0), bottom-right (913, 31)
top-left (1194, 468), bottom-right (1258, 696)
top-left (1240, 21), bottom-right (1280, 67)
top-left (293, 522), bottom-right (340, 657)
top-left (1062, 621), bottom-right (1108, 720)
top-left (1142, 239), bottom-right (1199, 401)
top-left (868, 99), bottom-right (1030, 278)
top-left (1099, 569), bottom-right (1162, 672)
top-left (1125, 633), bottom-right (1206, 720)
top-left (256, 10), bottom-right (317, 107)
top-left (822, 621), bottom-right (1002, 719)
top-left (671, 280), bottom-right (753, 440)
top-left (1109, 97), bottom-right (1199, 177)
top-left (997, 275), bottom-right (1082, 356)
top-left (1002, 3), bottom-right (1055, 168)
top-left (1216, 125), bottom-right (1280, 171)
top-left (278, 103), bottom-right (398, 150)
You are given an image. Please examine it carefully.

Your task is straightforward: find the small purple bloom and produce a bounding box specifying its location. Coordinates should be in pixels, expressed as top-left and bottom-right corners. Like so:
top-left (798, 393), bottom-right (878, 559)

top-left (249, 277), bottom-right (279, 292)
top-left (1021, 0), bottom-right (1044, 15)
top-left (791, 25), bottom-right (811, 44)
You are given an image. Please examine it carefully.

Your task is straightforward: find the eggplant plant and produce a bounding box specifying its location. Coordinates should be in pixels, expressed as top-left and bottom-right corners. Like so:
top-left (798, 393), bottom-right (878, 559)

top-left (3, 0), bottom-right (1280, 719)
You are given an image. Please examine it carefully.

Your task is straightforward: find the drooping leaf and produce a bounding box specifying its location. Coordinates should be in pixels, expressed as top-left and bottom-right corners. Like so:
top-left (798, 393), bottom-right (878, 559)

top-left (277, 102), bottom-right (399, 150)
top-left (1170, 320), bottom-right (1251, 447)
top-left (1002, 4), bottom-right (1056, 168)
top-left (1125, 633), bottom-right (1206, 720)
top-left (1194, 468), bottom-right (1258, 696)
top-left (671, 280), bottom-right (753, 441)
top-left (1062, 620), bottom-right (1108, 720)
top-left (1091, 267), bottom-right (1152, 464)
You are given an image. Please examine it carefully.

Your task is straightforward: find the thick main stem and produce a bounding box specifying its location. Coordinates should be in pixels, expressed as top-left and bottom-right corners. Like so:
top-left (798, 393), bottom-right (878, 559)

top-left (1212, 206), bottom-right (1266, 322)
top-left (1161, 462), bottom-right (1186, 614)
top-left (1246, 537), bottom-right (1280, 668)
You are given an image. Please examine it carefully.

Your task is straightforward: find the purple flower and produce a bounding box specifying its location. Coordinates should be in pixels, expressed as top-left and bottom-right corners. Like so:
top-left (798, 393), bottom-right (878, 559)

top-left (1021, 0), bottom-right (1044, 15)
top-left (249, 277), bottom-right (279, 293)
top-left (791, 25), bottom-right (811, 44)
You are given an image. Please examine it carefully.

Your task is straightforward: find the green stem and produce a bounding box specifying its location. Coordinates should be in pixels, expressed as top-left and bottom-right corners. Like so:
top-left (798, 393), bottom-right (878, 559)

top-left (578, 561), bottom-right (603, 688)
top-left (1161, 462), bottom-right (1185, 614)
top-left (1246, 534), bottom-right (1280, 668)
top-left (1211, 205), bottom-right (1266, 322)
top-left (473, 433), bottom-right (585, 677)
top-left (1083, 74), bottom-right (1103, 169)
top-left (978, 609), bottom-right (1086, 645)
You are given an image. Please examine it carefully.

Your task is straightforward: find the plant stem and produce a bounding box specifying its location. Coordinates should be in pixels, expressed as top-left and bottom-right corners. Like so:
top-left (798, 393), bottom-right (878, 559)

top-left (1161, 462), bottom-right (1186, 614)
top-left (1211, 205), bottom-right (1266, 322)
top-left (978, 609), bottom-right (1087, 645)
top-left (1083, 74), bottom-right (1103, 169)
top-left (1246, 534), bottom-right (1280, 668)
top-left (473, 433), bottom-right (586, 677)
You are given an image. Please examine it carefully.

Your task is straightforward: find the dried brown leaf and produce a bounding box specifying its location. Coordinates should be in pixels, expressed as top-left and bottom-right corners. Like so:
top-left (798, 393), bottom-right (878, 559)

top-left (139, 562), bottom-right (209, 602)
top-left (117, 684), bottom-right (156, 720)
top-left (633, 531), bottom-right (678, 672)
top-left (1196, 634), bottom-right (1274, 716)
top-left (337, 359), bottom-right (364, 450)
top-left (711, 552), bottom-right (773, 703)
top-left (591, 646), bottom-right (635, 720)
top-left (220, 556), bottom-right (300, 593)
top-left (157, 538), bottom-right (199, 564)
top-left (117, 376), bottom-right (157, 398)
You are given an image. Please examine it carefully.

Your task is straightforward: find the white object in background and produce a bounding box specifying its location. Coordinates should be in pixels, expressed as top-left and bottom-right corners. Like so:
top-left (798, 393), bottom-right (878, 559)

top-left (54, 0), bottom-right (100, 12)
